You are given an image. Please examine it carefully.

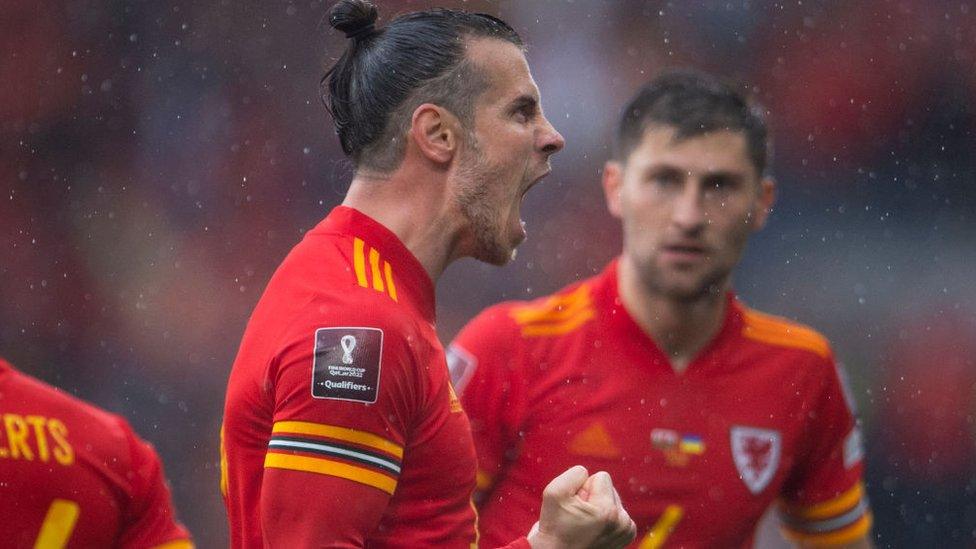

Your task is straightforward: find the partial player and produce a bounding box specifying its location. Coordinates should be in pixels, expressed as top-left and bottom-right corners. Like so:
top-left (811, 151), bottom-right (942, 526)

top-left (0, 357), bottom-right (193, 549)
top-left (220, 1), bottom-right (635, 548)
top-left (451, 70), bottom-right (872, 548)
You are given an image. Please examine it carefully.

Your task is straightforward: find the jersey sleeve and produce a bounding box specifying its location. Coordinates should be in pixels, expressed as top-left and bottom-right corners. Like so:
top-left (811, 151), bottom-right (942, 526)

top-left (116, 419), bottom-right (194, 549)
top-left (495, 537), bottom-right (531, 549)
top-left (260, 317), bottom-right (421, 547)
top-left (450, 305), bottom-right (526, 501)
top-left (777, 356), bottom-right (871, 546)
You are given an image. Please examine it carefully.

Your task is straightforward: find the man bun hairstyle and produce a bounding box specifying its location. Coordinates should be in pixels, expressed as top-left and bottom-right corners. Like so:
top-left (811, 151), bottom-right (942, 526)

top-left (329, 0), bottom-right (377, 40)
top-left (323, 0), bottom-right (523, 171)
top-left (615, 69), bottom-right (771, 177)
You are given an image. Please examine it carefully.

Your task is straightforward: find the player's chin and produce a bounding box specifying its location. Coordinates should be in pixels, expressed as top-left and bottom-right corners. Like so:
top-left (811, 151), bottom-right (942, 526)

top-left (473, 245), bottom-right (513, 266)
top-left (665, 274), bottom-right (724, 301)
top-left (478, 230), bottom-right (524, 266)
top-left (498, 212), bottom-right (527, 261)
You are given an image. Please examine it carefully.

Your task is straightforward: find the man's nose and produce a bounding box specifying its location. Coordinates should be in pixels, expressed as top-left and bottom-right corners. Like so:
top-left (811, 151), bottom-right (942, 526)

top-left (539, 116), bottom-right (566, 156)
top-left (672, 183), bottom-right (707, 231)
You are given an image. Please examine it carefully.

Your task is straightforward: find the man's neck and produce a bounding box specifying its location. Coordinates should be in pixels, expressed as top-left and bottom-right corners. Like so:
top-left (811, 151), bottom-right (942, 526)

top-left (617, 255), bottom-right (728, 373)
top-left (341, 165), bottom-right (464, 284)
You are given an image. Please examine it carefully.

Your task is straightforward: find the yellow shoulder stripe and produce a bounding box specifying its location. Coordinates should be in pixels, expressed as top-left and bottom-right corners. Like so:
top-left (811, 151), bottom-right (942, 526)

top-left (150, 541), bottom-right (195, 549)
top-left (265, 453), bottom-right (397, 495)
top-left (741, 309), bottom-right (831, 359)
top-left (782, 482), bottom-right (864, 521)
top-left (384, 261), bottom-right (398, 302)
top-left (368, 248), bottom-right (385, 292)
top-left (352, 238), bottom-right (398, 303)
top-left (353, 238), bottom-right (369, 287)
top-left (781, 513), bottom-right (872, 546)
top-left (510, 285), bottom-right (595, 337)
top-left (272, 421), bottom-right (404, 459)
top-left (520, 310), bottom-right (595, 337)
top-left (510, 285), bottom-right (591, 324)
top-left (219, 425), bottom-right (228, 497)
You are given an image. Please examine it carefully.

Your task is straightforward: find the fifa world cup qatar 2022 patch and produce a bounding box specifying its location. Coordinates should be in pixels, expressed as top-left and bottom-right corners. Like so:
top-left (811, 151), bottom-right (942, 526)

top-left (311, 327), bottom-right (383, 404)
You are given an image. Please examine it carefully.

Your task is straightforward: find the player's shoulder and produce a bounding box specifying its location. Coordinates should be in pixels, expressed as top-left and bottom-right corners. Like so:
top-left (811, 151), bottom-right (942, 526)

top-left (270, 226), bottom-right (365, 297)
top-left (273, 232), bottom-right (418, 333)
top-left (4, 366), bottom-right (136, 457)
top-left (301, 287), bottom-right (419, 351)
top-left (465, 277), bottom-right (600, 341)
top-left (737, 302), bottom-right (834, 362)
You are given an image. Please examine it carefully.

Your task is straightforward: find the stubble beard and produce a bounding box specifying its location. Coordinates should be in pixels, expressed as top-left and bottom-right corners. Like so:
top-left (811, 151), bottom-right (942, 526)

top-left (455, 137), bottom-right (518, 266)
top-left (636, 253), bottom-right (731, 304)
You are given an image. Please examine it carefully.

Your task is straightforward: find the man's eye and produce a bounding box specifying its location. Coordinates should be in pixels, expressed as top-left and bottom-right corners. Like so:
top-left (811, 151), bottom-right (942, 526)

top-left (652, 173), bottom-right (680, 186)
top-left (706, 178), bottom-right (737, 192)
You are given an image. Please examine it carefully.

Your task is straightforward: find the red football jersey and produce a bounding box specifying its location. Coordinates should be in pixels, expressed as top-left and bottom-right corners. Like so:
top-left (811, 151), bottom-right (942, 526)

top-left (0, 358), bottom-right (192, 549)
top-left (222, 206), bottom-right (527, 548)
top-left (452, 260), bottom-right (871, 548)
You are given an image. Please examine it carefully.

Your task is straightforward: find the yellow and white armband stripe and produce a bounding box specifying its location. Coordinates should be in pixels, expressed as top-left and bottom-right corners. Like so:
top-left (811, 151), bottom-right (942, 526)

top-left (779, 482), bottom-right (872, 546)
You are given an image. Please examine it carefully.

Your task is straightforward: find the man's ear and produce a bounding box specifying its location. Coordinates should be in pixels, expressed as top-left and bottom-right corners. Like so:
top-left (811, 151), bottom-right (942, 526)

top-left (602, 161), bottom-right (624, 219)
top-left (409, 103), bottom-right (458, 164)
top-left (751, 177), bottom-right (776, 231)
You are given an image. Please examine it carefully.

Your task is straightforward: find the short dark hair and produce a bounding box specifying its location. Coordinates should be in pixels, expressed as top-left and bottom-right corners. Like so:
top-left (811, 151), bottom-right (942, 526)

top-left (614, 69), bottom-right (770, 177)
top-left (323, 0), bottom-right (523, 171)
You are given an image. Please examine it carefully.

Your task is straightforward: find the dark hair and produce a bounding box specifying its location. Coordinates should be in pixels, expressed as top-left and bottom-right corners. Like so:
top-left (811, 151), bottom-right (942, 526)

top-left (323, 0), bottom-right (523, 171)
top-left (614, 69), bottom-right (770, 177)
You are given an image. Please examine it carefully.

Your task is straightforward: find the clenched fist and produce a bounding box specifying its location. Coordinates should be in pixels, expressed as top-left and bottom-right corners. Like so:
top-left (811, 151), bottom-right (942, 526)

top-left (526, 466), bottom-right (636, 549)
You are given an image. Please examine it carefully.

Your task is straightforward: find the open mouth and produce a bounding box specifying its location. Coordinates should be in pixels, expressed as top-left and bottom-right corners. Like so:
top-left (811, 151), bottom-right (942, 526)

top-left (521, 169), bottom-right (551, 199)
top-left (514, 170), bottom-right (551, 238)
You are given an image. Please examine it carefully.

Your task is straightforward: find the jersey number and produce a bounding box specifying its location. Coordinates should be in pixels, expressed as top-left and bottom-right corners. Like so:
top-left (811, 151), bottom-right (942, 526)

top-left (638, 504), bottom-right (684, 549)
top-left (34, 499), bottom-right (79, 549)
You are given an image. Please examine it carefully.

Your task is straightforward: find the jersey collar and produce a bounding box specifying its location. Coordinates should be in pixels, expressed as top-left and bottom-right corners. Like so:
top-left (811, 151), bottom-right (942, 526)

top-left (597, 257), bottom-right (744, 375)
top-left (314, 206), bottom-right (437, 323)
